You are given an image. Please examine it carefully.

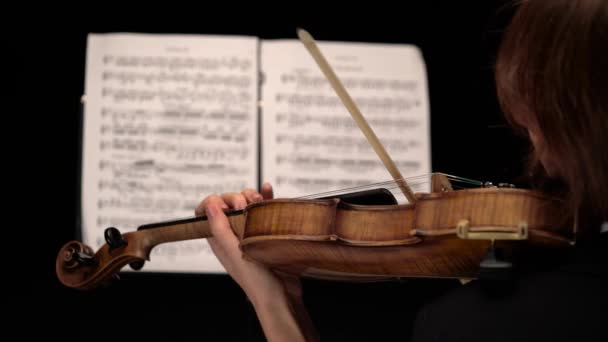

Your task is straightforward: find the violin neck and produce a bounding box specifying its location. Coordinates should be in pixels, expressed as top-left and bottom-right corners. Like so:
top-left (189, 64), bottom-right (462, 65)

top-left (137, 209), bottom-right (245, 248)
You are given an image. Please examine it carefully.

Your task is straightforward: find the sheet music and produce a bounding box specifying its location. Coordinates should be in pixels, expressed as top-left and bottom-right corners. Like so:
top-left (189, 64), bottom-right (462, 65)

top-left (82, 33), bottom-right (258, 273)
top-left (260, 40), bottom-right (431, 202)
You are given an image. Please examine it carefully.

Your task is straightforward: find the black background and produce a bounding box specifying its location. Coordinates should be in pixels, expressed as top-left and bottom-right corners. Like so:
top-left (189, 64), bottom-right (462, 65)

top-left (8, 1), bottom-right (530, 340)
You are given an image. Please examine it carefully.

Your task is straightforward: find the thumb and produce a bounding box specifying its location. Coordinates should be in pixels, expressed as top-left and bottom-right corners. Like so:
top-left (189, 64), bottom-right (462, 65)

top-left (205, 204), bottom-right (238, 244)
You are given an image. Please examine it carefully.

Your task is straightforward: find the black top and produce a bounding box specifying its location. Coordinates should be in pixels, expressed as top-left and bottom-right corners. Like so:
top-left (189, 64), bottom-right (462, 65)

top-left (412, 233), bottom-right (608, 342)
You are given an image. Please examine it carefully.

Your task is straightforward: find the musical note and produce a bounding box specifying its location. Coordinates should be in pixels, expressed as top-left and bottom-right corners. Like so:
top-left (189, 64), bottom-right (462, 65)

top-left (102, 71), bottom-right (252, 88)
top-left (276, 112), bottom-right (421, 131)
top-left (100, 107), bottom-right (251, 122)
top-left (275, 134), bottom-right (417, 153)
top-left (108, 55), bottom-right (253, 72)
top-left (101, 87), bottom-right (252, 107)
top-left (280, 73), bottom-right (418, 92)
top-left (275, 154), bottom-right (420, 173)
top-left (274, 93), bottom-right (418, 114)
top-left (81, 33), bottom-right (257, 273)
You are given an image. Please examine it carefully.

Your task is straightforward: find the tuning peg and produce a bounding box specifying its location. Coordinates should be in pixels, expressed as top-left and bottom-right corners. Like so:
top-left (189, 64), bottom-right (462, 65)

top-left (129, 261), bottom-right (145, 271)
top-left (61, 243), bottom-right (97, 269)
top-left (73, 251), bottom-right (97, 266)
top-left (104, 227), bottom-right (128, 251)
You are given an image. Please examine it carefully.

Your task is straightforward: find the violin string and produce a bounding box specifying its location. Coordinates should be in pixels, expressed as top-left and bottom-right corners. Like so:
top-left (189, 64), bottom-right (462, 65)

top-left (304, 181), bottom-right (479, 201)
top-left (296, 181), bottom-right (419, 199)
top-left (381, 183), bottom-right (473, 196)
top-left (308, 182), bottom-right (429, 197)
top-left (299, 178), bottom-right (428, 199)
top-left (147, 181), bottom-right (435, 227)
top-left (132, 174), bottom-right (483, 229)
top-left (155, 181), bottom-right (476, 227)
top-left (375, 182), bottom-right (473, 196)
top-left (296, 175), bottom-right (432, 199)
top-left (297, 173), bottom-right (483, 200)
top-left (302, 182), bottom-right (428, 200)
top-left (301, 182), bottom-right (474, 201)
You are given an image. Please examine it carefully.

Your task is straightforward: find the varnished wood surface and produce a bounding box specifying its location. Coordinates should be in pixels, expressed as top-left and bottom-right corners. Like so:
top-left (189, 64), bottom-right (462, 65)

top-left (243, 236), bottom-right (489, 280)
top-left (238, 187), bottom-right (570, 280)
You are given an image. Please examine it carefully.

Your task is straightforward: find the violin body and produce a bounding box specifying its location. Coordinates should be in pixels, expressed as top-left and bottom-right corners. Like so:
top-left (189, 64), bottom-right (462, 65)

top-left (56, 177), bottom-right (574, 290)
top-left (238, 187), bottom-right (571, 281)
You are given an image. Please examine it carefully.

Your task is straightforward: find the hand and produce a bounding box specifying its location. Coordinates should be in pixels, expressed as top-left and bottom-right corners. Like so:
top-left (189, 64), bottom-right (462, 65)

top-left (195, 182), bottom-right (315, 341)
top-left (194, 182), bottom-right (289, 304)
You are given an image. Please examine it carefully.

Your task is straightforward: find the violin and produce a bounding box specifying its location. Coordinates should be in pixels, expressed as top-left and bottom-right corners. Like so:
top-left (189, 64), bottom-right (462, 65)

top-left (56, 173), bottom-right (574, 290)
top-left (55, 29), bottom-right (575, 291)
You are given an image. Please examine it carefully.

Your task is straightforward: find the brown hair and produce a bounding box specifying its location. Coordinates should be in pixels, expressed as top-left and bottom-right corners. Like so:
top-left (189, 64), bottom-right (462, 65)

top-left (495, 0), bottom-right (608, 234)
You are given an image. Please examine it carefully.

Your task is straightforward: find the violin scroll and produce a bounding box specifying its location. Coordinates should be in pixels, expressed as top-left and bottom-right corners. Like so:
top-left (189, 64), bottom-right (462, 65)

top-left (59, 241), bottom-right (96, 269)
top-left (56, 228), bottom-right (148, 290)
top-left (56, 215), bottom-right (218, 290)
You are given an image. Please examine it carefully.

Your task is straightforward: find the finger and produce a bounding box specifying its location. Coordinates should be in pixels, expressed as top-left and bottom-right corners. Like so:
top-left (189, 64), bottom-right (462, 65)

top-left (261, 182), bottom-right (274, 200)
top-left (242, 188), bottom-right (264, 203)
top-left (205, 203), bottom-right (240, 252)
top-left (195, 194), bottom-right (228, 216)
top-left (221, 192), bottom-right (248, 210)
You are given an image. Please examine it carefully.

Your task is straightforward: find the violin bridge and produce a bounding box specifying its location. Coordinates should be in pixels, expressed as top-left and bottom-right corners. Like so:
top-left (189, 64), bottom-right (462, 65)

top-left (456, 219), bottom-right (529, 241)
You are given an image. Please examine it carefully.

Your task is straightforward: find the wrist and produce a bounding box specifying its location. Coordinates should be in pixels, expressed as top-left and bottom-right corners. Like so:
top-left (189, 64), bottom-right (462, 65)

top-left (248, 288), bottom-right (309, 342)
top-left (247, 286), bottom-right (288, 310)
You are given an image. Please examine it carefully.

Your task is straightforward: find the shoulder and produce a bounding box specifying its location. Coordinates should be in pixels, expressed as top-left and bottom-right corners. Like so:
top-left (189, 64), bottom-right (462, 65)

top-left (412, 241), bottom-right (608, 342)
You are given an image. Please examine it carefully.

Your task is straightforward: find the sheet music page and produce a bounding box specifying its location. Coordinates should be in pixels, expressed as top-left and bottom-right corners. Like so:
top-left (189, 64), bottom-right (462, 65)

top-left (260, 40), bottom-right (431, 203)
top-left (82, 33), bottom-right (258, 272)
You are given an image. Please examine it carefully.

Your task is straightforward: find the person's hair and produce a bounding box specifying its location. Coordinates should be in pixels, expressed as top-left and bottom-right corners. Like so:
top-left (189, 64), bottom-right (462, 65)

top-left (495, 0), bottom-right (608, 235)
